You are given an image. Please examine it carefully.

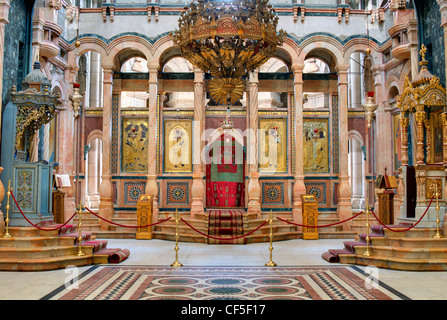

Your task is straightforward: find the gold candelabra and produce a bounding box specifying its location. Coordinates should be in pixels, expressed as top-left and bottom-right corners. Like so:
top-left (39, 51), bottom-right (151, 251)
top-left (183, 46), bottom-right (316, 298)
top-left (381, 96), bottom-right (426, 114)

top-left (363, 200), bottom-right (371, 257)
top-left (265, 210), bottom-right (277, 267)
top-left (4, 180), bottom-right (12, 238)
top-left (434, 183), bottom-right (442, 239)
top-left (171, 209), bottom-right (183, 267)
top-left (77, 202), bottom-right (85, 256)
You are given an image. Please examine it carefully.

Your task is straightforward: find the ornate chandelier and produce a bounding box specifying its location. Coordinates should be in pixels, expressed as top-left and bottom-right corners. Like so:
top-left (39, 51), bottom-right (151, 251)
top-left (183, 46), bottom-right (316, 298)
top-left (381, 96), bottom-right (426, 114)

top-left (171, 0), bottom-right (286, 105)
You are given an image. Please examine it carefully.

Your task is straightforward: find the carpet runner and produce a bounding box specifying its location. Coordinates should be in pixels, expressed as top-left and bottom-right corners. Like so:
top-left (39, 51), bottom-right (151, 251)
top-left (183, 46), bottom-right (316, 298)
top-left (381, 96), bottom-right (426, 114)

top-left (208, 209), bottom-right (245, 244)
top-left (42, 265), bottom-right (410, 300)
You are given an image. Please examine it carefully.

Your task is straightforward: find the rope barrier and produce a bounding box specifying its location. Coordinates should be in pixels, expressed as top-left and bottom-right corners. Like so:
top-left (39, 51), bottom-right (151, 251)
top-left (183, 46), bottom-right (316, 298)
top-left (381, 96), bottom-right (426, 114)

top-left (84, 206), bottom-right (171, 228)
top-left (181, 217), bottom-right (268, 240)
top-left (277, 210), bottom-right (364, 228)
top-left (10, 190), bottom-right (77, 231)
top-left (370, 196), bottom-right (434, 233)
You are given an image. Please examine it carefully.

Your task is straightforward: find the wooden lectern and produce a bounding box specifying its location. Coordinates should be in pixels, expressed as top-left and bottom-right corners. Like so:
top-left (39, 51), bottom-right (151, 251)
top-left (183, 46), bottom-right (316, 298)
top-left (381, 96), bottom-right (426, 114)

top-left (136, 195), bottom-right (153, 240)
top-left (301, 194), bottom-right (319, 240)
top-left (376, 169), bottom-right (398, 225)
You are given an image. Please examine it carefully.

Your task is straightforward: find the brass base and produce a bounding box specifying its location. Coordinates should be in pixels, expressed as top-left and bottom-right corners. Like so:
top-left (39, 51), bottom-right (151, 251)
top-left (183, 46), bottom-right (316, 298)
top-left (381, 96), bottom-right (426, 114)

top-left (434, 234), bottom-right (442, 239)
top-left (363, 250), bottom-right (371, 257)
top-left (77, 251), bottom-right (85, 257)
top-left (171, 261), bottom-right (183, 267)
top-left (3, 234), bottom-right (11, 239)
top-left (265, 261), bottom-right (277, 267)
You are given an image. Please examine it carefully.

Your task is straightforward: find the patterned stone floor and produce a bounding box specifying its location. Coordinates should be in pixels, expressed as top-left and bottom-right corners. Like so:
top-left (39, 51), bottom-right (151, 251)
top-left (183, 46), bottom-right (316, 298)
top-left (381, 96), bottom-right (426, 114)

top-left (0, 239), bottom-right (447, 302)
top-left (42, 265), bottom-right (408, 300)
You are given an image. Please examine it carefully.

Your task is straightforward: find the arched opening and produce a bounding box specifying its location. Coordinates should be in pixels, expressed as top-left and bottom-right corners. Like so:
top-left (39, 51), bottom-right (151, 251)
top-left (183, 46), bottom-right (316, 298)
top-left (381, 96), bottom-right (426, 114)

top-left (120, 57), bottom-right (150, 108)
top-left (85, 136), bottom-right (103, 210)
top-left (303, 57), bottom-right (331, 110)
top-left (162, 57), bottom-right (194, 109)
top-left (348, 132), bottom-right (366, 210)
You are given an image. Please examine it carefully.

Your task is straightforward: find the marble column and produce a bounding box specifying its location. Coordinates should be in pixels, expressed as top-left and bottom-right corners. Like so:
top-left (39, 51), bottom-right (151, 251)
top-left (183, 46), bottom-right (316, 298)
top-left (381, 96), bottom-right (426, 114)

top-left (98, 66), bottom-right (114, 230)
top-left (0, 0), bottom-right (10, 142)
top-left (145, 64), bottom-right (159, 221)
top-left (86, 138), bottom-right (100, 209)
top-left (291, 64), bottom-right (306, 226)
top-left (336, 64), bottom-right (352, 230)
top-left (350, 139), bottom-right (364, 209)
top-left (350, 52), bottom-right (362, 109)
top-left (89, 51), bottom-right (102, 108)
top-left (247, 70), bottom-right (261, 218)
top-left (191, 69), bottom-right (205, 218)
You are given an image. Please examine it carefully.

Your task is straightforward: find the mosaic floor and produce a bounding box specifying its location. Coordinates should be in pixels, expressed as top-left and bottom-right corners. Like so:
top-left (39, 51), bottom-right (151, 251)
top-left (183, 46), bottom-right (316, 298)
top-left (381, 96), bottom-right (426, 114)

top-left (41, 265), bottom-right (409, 300)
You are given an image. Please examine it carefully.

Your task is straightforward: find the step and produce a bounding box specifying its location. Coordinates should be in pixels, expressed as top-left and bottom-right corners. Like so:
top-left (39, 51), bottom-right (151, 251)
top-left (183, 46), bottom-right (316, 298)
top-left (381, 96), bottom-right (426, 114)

top-left (373, 237), bottom-right (447, 248)
top-left (0, 245), bottom-right (93, 259)
top-left (0, 236), bottom-right (76, 248)
top-left (355, 246), bottom-right (447, 260)
top-left (0, 255), bottom-right (95, 271)
top-left (352, 254), bottom-right (447, 271)
top-left (7, 227), bottom-right (60, 238)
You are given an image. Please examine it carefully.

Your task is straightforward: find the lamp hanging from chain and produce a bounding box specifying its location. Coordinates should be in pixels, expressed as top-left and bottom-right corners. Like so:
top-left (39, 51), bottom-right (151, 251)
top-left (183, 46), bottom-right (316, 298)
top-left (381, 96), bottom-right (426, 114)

top-left (171, 0), bottom-right (286, 105)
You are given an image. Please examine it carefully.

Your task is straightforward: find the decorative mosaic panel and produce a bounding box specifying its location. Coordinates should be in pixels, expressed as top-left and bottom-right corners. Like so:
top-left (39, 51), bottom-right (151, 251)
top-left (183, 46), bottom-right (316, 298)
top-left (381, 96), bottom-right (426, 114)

top-left (291, 94), bottom-right (296, 175)
top-left (262, 182), bottom-right (284, 205)
top-left (124, 182), bottom-right (146, 205)
top-left (15, 169), bottom-right (34, 212)
top-left (122, 118), bottom-right (149, 172)
top-left (111, 94), bottom-right (119, 174)
top-left (167, 182), bottom-right (190, 205)
top-left (305, 182), bottom-right (327, 205)
top-left (331, 94), bottom-right (339, 173)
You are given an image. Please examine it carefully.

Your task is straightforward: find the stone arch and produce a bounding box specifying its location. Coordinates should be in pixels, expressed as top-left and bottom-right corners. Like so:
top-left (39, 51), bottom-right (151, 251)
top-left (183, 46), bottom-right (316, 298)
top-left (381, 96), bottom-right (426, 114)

top-left (86, 129), bottom-right (103, 146)
top-left (107, 35), bottom-right (153, 71)
top-left (297, 35), bottom-right (344, 70)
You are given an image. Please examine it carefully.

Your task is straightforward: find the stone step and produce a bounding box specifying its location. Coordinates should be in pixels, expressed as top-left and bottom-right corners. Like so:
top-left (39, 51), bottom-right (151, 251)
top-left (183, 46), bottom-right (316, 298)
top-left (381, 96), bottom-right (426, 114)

top-left (354, 245), bottom-right (447, 260)
top-left (7, 227), bottom-right (60, 238)
top-left (372, 237), bottom-right (447, 248)
top-left (0, 245), bottom-right (94, 259)
top-left (382, 228), bottom-right (443, 238)
top-left (0, 255), bottom-right (95, 271)
top-left (350, 254), bottom-right (447, 271)
top-left (0, 236), bottom-right (76, 248)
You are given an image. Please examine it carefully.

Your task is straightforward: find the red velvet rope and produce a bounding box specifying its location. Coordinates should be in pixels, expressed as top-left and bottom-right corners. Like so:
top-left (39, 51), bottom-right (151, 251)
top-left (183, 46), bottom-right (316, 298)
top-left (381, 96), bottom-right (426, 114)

top-left (10, 190), bottom-right (77, 231)
top-left (181, 217), bottom-right (268, 240)
top-left (84, 206), bottom-right (171, 228)
top-left (277, 210), bottom-right (364, 228)
top-left (370, 196), bottom-right (434, 233)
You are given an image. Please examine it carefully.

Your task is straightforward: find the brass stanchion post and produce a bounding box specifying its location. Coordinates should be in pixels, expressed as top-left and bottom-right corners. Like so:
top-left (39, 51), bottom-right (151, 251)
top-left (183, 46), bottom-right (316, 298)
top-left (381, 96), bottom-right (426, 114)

top-left (363, 201), bottom-right (371, 257)
top-left (171, 209), bottom-right (183, 267)
top-left (4, 180), bottom-right (11, 238)
top-left (434, 183), bottom-right (442, 239)
top-left (77, 202), bottom-right (85, 256)
top-left (265, 210), bottom-right (277, 267)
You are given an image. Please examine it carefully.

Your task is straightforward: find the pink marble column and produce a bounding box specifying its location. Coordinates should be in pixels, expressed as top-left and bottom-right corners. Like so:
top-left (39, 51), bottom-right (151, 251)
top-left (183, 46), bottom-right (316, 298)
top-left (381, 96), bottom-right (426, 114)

top-left (247, 70), bottom-right (261, 218)
top-left (98, 66), bottom-right (114, 230)
top-left (336, 64), bottom-right (352, 231)
top-left (0, 0), bottom-right (10, 142)
top-left (291, 64), bottom-right (306, 226)
top-left (145, 65), bottom-right (159, 221)
top-left (191, 69), bottom-right (205, 218)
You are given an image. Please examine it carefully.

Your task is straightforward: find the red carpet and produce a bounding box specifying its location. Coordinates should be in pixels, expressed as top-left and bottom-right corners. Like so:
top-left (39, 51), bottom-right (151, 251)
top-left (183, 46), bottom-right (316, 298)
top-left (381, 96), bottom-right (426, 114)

top-left (208, 209), bottom-right (245, 244)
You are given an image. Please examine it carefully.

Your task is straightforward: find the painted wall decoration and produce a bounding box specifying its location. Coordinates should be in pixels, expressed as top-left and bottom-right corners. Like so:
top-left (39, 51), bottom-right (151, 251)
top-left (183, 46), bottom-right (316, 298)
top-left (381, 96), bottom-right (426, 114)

top-left (122, 118), bottom-right (149, 172)
top-left (259, 118), bottom-right (287, 173)
top-left (431, 109), bottom-right (444, 163)
top-left (164, 119), bottom-right (192, 173)
top-left (303, 119), bottom-right (329, 173)
top-left (305, 182), bottom-right (327, 205)
top-left (393, 113), bottom-right (402, 171)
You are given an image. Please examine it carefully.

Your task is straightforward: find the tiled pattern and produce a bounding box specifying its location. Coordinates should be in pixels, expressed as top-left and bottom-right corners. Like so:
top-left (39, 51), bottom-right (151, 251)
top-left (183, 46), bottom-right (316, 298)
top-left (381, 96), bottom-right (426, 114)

top-left (305, 182), bottom-right (326, 205)
top-left (111, 94), bottom-right (120, 174)
top-left (262, 182), bottom-right (284, 205)
top-left (331, 94), bottom-right (339, 173)
top-left (124, 182), bottom-right (146, 205)
top-left (167, 182), bottom-right (189, 205)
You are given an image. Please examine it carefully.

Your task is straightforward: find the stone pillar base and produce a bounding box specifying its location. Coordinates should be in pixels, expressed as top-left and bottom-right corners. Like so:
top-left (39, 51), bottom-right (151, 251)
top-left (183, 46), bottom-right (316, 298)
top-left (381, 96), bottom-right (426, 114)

top-left (98, 199), bottom-right (114, 231)
top-left (337, 177), bottom-right (353, 231)
top-left (247, 172), bottom-right (261, 218)
top-left (64, 196), bottom-right (76, 222)
top-left (190, 173), bottom-right (205, 219)
top-left (292, 176), bottom-right (306, 229)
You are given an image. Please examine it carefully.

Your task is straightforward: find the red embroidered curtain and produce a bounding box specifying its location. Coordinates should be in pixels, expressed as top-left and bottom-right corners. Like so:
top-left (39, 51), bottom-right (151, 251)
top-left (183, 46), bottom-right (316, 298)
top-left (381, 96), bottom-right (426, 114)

top-left (206, 135), bottom-right (245, 208)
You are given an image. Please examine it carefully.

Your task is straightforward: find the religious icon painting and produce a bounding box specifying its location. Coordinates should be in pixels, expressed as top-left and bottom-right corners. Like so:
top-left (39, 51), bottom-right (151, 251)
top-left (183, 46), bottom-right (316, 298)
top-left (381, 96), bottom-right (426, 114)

top-left (303, 119), bottom-right (329, 173)
top-left (430, 109), bottom-right (444, 164)
top-left (164, 119), bottom-right (193, 173)
top-left (259, 118), bottom-right (287, 173)
top-left (122, 118), bottom-right (149, 172)
top-left (393, 113), bottom-right (402, 171)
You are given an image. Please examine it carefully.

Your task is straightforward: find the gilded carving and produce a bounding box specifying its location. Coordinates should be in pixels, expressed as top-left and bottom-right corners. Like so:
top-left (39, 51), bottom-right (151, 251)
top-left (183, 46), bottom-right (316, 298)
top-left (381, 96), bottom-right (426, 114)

top-left (426, 179), bottom-right (442, 200)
